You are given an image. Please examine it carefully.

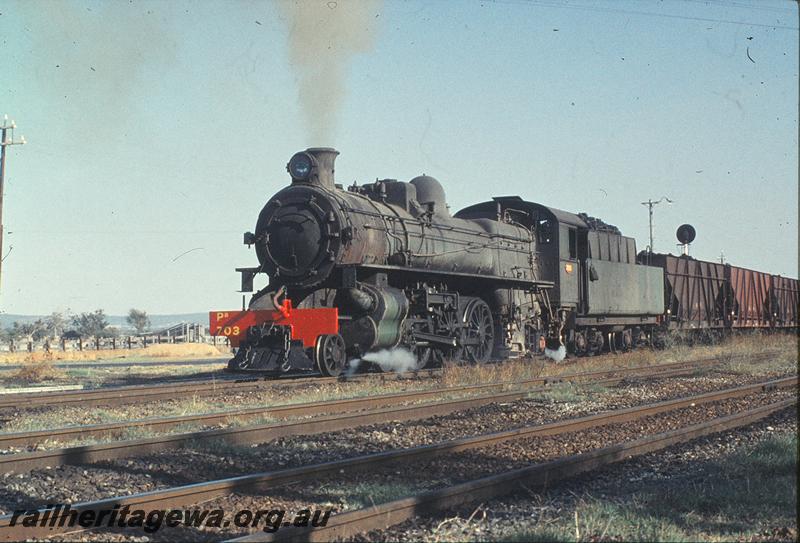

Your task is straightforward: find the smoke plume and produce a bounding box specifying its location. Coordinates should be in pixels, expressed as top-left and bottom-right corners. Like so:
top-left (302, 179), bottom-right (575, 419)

top-left (278, 0), bottom-right (381, 144)
top-left (544, 345), bottom-right (567, 363)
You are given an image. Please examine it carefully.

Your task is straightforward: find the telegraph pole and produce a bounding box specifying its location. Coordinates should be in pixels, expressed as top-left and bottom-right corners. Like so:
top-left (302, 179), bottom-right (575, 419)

top-left (0, 115), bottom-right (26, 292)
top-left (641, 196), bottom-right (673, 253)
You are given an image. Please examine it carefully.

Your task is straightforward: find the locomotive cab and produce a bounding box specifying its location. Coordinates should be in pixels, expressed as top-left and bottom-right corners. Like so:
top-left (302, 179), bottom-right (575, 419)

top-left (457, 199), bottom-right (664, 355)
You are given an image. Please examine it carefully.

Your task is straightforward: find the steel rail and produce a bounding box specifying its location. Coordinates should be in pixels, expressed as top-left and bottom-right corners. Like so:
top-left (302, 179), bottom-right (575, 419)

top-left (0, 358), bottom-right (228, 372)
top-left (0, 376), bottom-right (793, 541)
top-left (0, 350), bottom-right (774, 412)
top-left (0, 377), bottom-right (596, 473)
top-left (0, 368), bottom-right (442, 412)
top-left (0, 374), bottom-right (554, 450)
top-left (241, 397), bottom-right (796, 542)
top-left (0, 377), bottom-right (266, 411)
top-left (0, 363), bottom-right (733, 473)
top-left (0, 356), bottom-right (721, 450)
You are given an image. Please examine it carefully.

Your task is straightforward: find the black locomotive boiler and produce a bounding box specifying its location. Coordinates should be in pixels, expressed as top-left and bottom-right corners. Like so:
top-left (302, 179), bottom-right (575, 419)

top-left (210, 148), bottom-right (797, 375)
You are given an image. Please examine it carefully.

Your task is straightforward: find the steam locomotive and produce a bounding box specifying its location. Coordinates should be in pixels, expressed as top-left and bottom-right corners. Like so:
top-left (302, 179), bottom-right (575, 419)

top-left (210, 148), bottom-right (798, 375)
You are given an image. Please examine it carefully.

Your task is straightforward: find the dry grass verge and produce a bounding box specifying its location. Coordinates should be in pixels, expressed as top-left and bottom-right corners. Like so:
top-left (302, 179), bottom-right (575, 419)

top-left (6, 360), bottom-right (66, 384)
top-left (441, 332), bottom-right (796, 388)
top-left (0, 343), bottom-right (228, 365)
top-left (504, 431), bottom-right (797, 542)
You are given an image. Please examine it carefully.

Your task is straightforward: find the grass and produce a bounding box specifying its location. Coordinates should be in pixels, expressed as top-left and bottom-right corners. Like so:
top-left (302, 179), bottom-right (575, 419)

top-left (0, 362), bottom-right (228, 390)
top-left (527, 382), bottom-right (611, 403)
top-left (526, 332), bottom-right (796, 382)
top-left (441, 356), bottom-right (547, 387)
top-left (339, 481), bottom-right (420, 509)
top-left (502, 432), bottom-right (798, 542)
top-left (0, 343), bottom-right (229, 365)
top-left (6, 359), bottom-right (66, 383)
top-left (724, 354), bottom-right (796, 376)
top-left (189, 436), bottom-right (254, 457)
top-left (327, 480), bottom-right (448, 510)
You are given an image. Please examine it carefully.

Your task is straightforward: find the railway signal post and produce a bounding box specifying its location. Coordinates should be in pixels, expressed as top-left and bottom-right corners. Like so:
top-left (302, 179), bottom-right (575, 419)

top-left (0, 115), bottom-right (26, 292)
top-left (641, 195), bottom-right (673, 253)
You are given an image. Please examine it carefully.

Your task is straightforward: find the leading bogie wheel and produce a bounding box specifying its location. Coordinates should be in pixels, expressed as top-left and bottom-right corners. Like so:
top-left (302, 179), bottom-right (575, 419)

top-left (315, 334), bottom-right (346, 377)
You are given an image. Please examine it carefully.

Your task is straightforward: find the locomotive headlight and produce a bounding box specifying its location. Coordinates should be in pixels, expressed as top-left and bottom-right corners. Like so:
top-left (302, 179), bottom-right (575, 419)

top-left (287, 152), bottom-right (314, 181)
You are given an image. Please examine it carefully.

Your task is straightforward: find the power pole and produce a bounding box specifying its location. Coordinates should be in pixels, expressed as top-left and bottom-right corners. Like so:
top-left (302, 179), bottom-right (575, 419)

top-left (0, 115), bottom-right (26, 292)
top-left (640, 196), bottom-right (674, 253)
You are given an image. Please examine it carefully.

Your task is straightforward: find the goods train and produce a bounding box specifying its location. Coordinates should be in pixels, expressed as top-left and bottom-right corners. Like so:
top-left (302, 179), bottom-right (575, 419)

top-left (210, 148), bottom-right (798, 375)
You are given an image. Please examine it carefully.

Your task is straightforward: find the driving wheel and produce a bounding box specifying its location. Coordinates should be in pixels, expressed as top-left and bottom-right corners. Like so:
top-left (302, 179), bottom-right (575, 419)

top-left (463, 299), bottom-right (494, 364)
top-left (437, 308), bottom-right (464, 363)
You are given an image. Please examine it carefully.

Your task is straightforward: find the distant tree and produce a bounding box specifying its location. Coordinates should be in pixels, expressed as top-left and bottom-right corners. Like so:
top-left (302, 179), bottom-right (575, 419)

top-left (10, 320), bottom-right (47, 341)
top-left (71, 310), bottom-right (110, 339)
top-left (126, 308), bottom-right (151, 335)
top-left (45, 312), bottom-right (67, 338)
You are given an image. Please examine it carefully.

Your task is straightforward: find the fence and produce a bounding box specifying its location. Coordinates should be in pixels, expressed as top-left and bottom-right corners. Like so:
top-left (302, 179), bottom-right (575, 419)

top-left (0, 323), bottom-right (229, 353)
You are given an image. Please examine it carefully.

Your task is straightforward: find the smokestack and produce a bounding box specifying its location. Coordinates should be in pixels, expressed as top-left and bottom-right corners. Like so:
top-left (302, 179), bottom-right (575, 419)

top-left (307, 147), bottom-right (338, 189)
top-left (287, 147), bottom-right (339, 190)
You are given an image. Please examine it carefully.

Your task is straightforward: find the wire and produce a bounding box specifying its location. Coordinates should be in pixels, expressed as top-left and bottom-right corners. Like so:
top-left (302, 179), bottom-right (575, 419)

top-left (171, 247), bottom-right (205, 262)
top-left (490, 0), bottom-right (799, 31)
top-left (8, 230), bottom-right (242, 235)
top-left (677, 0), bottom-right (796, 15)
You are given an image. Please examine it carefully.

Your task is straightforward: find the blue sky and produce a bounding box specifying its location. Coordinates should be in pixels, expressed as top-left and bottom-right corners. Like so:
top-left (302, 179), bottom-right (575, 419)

top-left (0, 0), bottom-right (797, 315)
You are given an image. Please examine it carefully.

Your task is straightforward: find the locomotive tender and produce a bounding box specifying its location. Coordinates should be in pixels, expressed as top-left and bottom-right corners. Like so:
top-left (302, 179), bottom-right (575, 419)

top-left (210, 148), bottom-right (798, 375)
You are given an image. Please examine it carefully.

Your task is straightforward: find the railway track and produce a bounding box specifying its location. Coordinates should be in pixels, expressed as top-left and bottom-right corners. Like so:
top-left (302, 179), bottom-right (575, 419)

top-left (248, 396), bottom-right (795, 542)
top-left (0, 376), bottom-right (265, 411)
top-left (0, 368), bottom-right (442, 412)
top-left (0, 363), bottom-right (710, 472)
top-left (0, 353), bottom-right (754, 469)
top-left (0, 358), bottom-right (228, 372)
top-left (0, 376), bottom-right (793, 541)
top-left (0, 353), bottom-right (729, 451)
top-left (0, 351), bottom-right (777, 412)
top-left (0, 374), bottom-right (556, 452)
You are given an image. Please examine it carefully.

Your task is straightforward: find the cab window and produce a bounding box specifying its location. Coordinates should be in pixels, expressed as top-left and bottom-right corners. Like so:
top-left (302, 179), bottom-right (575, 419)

top-left (537, 219), bottom-right (553, 244)
top-left (568, 228), bottom-right (577, 259)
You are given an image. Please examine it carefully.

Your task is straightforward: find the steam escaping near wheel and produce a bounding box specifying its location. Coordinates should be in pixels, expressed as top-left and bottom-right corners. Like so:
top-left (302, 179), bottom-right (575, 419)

top-left (344, 357), bottom-right (362, 378)
top-left (544, 345), bottom-right (567, 363)
top-left (362, 348), bottom-right (419, 373)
